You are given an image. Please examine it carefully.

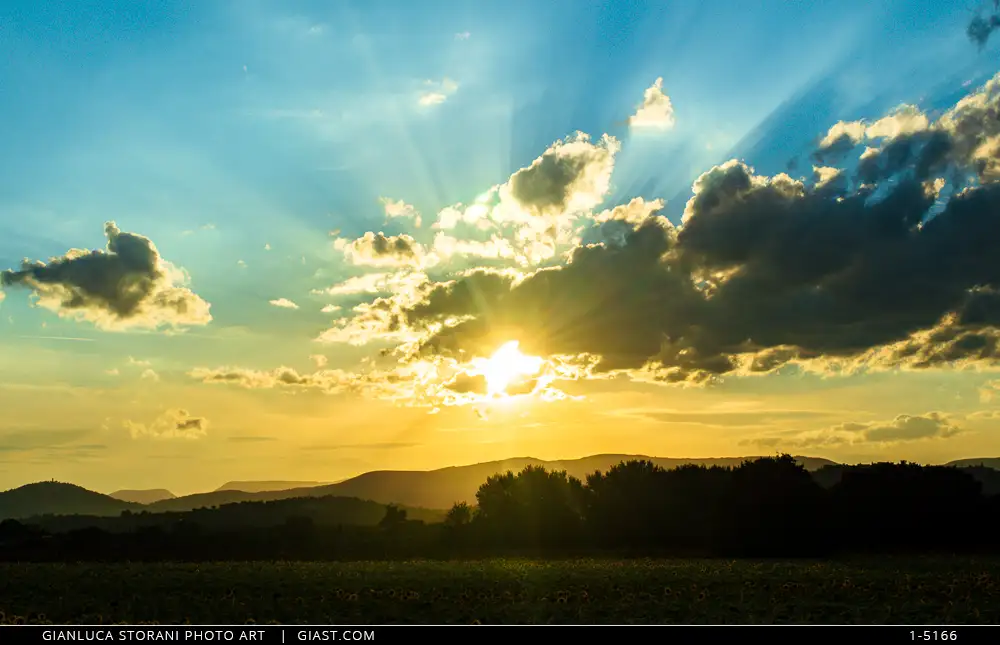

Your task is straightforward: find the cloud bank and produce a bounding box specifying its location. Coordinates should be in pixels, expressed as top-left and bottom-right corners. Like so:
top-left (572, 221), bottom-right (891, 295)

top-left (193, 71), bottom-right (1000, 410)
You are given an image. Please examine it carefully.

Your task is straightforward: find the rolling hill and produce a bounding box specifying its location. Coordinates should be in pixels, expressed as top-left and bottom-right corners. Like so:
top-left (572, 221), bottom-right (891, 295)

top-left (215, 481), bottom-right (329, 493)
top-left (145, 454), bottom-right (838, 513)
top-left (25, 494), bottom-right (446, 534)
top-left (0, 482), bottom-right (141, 520)
top-left (109, 489), bottom-right (176, 504)
top-left (5, 454), bottom-right (998, 520)
top-left (946, 458), bottom-right (1000, 470)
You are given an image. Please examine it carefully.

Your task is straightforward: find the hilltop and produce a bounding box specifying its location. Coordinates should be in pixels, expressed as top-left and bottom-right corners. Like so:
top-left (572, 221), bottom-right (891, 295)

top-left (109, 489), bottom-right (176, 504)
top-left (0, 482), bottom-right (141, 520)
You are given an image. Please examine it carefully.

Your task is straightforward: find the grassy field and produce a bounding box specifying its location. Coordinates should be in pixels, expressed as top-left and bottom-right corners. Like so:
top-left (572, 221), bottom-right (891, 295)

top-left (1, 557), bottom-right (998, 624)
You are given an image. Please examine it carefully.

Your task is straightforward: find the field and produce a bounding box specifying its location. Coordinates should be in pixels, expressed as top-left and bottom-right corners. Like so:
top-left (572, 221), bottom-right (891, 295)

top-left (1, 557), bottom-right (998, 624)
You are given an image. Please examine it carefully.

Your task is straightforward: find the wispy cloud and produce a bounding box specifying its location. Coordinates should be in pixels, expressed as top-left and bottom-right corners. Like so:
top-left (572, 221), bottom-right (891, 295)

top-left (418, 78), bottom-right (459, 106)
top-left (269, 298), bottom-right (300, 309)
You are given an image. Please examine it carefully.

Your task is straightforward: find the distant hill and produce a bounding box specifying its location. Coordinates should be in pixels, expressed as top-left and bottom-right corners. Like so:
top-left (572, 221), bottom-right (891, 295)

top-left (0, 482), bottom-right (141, 520)
top-left (215, 481), bottom-right (329, 493)
top-left (946, 458), bottom-right (1000, 470)
top-left (144, 454), bottom-right (836, 513)
top-left (109, 489), bottom-right (176, 504)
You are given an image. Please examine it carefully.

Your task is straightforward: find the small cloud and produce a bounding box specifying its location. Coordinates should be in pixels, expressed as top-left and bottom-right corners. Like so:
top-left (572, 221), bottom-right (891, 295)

top-left (140, 368), bottom-right (160, 382)
top-left (125, 409), bottom-right (208, 440)
top-left (307, 24), bottom-right (326, 35)
top-left (418, 78), bottom-right (459, 106)
top-left (380, 197), bottom-right (422, 228)
top-left (264, 243), bottom-right (272, 251)
top-left (105, 368), bottom-right (120, 376)
top-left (237, 260), bottom-right (247, 268)
top-left (321, 304), bottom-right (341, 313)
top-left (455, 31), bottom-right (471, 40)
top-left (128, 356), bottom-right (151, 367)
top-left (628, 77), bottom-right (676, 130)
top-left (981, 380), bottom-right (1000, 403)
top-left (269, 298), bottom-right (300, 309)
top-left (310, 354), bottom-right (328, 367)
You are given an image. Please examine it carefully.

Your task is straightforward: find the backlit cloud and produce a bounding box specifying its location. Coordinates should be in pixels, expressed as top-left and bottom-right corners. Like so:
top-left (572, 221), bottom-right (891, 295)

top-left (627, 77), bottom-right (675, 130)
top-left (0, 222), bottom-right (212, 331)
top-left (334, 232), bottom-right (435, 269)
top-left (380, 197), bottom-right (422, 228)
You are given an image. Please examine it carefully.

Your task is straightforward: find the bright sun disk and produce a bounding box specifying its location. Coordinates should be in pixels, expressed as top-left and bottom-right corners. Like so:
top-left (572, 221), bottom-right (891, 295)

top-left (472, 340), bottom-right (544, 397)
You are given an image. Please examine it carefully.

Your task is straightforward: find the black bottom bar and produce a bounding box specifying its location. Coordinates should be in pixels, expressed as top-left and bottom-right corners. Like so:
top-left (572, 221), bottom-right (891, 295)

top-left (0, 626), bottom-right (994, 645)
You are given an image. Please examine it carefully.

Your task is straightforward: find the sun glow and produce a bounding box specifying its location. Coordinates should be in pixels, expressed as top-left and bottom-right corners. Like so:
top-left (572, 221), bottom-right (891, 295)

top-left (472, 340), bottom-right (544, 397)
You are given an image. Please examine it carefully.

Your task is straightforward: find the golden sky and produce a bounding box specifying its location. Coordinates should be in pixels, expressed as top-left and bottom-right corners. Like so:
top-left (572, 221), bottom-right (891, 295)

top-left (2, 2), bottom-right (1000, 495)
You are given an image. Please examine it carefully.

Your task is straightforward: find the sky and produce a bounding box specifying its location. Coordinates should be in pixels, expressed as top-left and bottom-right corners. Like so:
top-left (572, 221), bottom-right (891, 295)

top-left (3, 0), bottom-right (1000, 495)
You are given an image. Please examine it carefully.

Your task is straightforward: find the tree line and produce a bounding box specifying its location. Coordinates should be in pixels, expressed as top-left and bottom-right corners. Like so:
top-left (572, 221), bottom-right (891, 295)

top-left (2, 455), bottom-right (1000, 561)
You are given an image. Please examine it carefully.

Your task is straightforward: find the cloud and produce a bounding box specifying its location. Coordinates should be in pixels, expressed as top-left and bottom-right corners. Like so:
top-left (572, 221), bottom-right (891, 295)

top-left (499, 132), bottom-right (620, 221)
top-left (619, 408), bottom-right (837, 427)
top-left (627, 77), bottom-right (675, 130)
top-left (744, 412), bottom-right (961, 449)
top-left (334, 232), bottom-right (435, 268)
top-left (140, 368), bottom-right (160, 382)
top-left (455, 31), bottom-right (471, 40)
top-left (227, 435), bottom-right (277, 443)
top-left (308, 442), bottom-right (420, 450)
top-left (125, 409), bottom-right (208, 440)
top-left (815, 104), bottom-right (930, 163)
top-left (188, 366), bottom-right (352, 392)
top-left (380, 197), bottom-right (422, 228)
top-left (269, 298), bottom-right (300, 309)
top-left (190, 355), bottom-right (575, 409)
top-left (418, 78), bottom-right (459, 106)
top-left (310, 354), bottom-right (328, 367)
top-left (0, 222), bottom-right (212, 331)
top-left (981, 379), bottom-right (1000, 402)
top-left (127, 356), bottom-right (151, 367)
top-left (0, 428), bottom-right (100, 454)
top-left (320, 304), bottom-right (342, 313)
top-left (312, 271), bottom-right (428, 297)
top-left (968, 8), bottom-right (1000, 49)
top-left (325, 74), bottom-right (1000, 387)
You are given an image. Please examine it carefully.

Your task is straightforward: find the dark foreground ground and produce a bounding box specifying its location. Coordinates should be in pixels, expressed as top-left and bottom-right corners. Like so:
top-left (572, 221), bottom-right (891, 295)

top-left (1, 557), bottom-right (998, 624)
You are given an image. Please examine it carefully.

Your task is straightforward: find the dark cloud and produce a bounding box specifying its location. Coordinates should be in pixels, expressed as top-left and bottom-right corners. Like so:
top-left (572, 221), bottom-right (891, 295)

top-left (504, 132), bottom-right (619, 218)
top-left (969, 3), bottom-right (1000, 49)
top-left (0, 222), bottom-right (212, 330)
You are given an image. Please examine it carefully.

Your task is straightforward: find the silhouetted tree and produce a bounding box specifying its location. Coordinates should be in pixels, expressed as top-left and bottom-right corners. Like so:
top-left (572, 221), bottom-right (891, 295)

top-left (378, 504), bottom-right (408, 530)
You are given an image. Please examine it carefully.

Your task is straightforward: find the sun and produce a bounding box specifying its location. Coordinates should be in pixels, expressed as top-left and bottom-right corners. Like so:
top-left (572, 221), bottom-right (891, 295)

top-left (472, 340), bottom-right (544, 397)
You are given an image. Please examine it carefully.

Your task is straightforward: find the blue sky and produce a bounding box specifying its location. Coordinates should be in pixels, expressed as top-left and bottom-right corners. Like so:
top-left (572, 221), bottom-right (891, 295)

top-left (2, 0), bottom-right (1000, 493)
